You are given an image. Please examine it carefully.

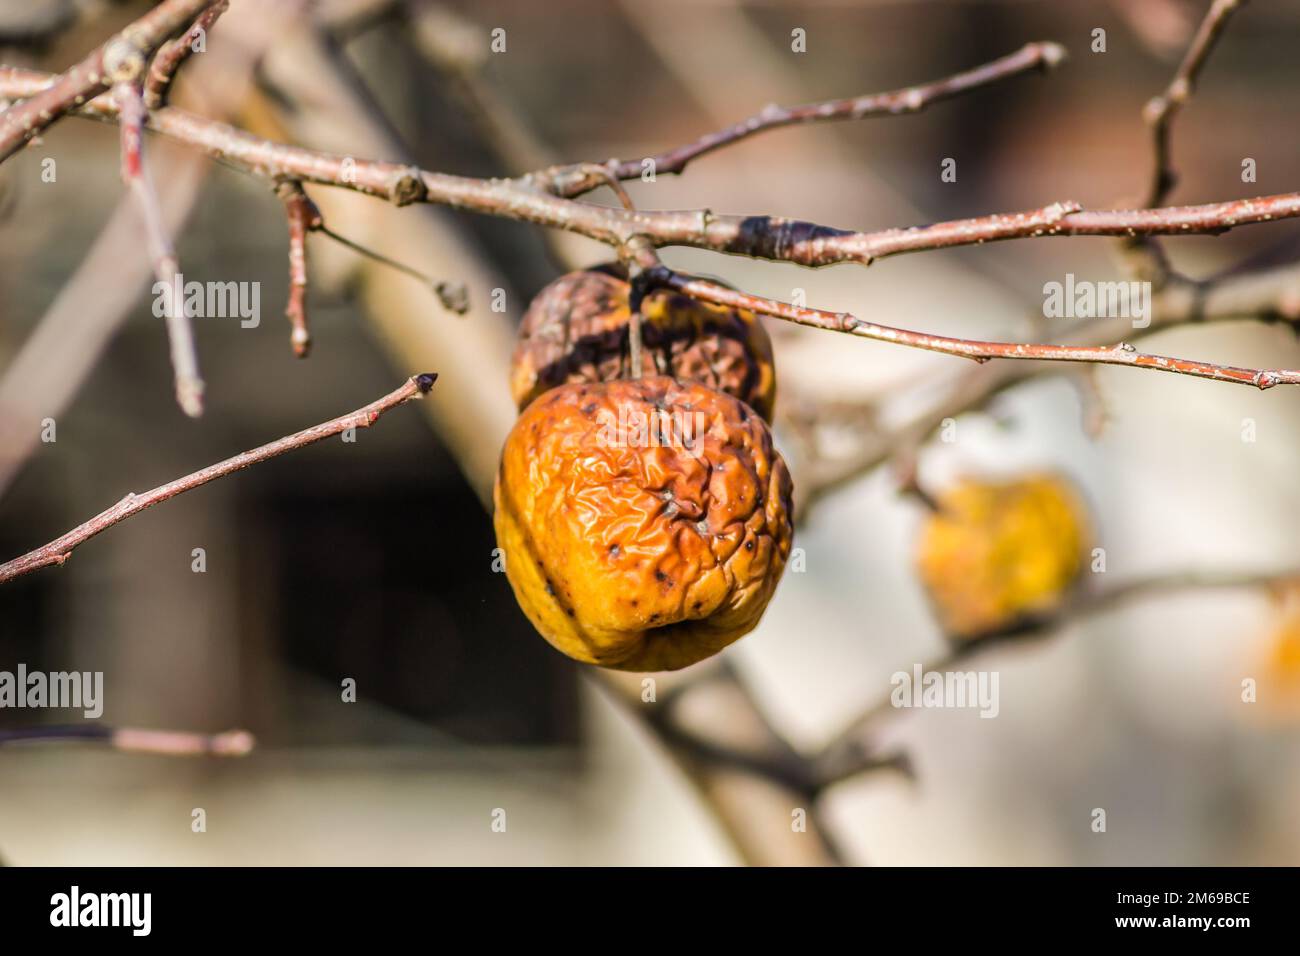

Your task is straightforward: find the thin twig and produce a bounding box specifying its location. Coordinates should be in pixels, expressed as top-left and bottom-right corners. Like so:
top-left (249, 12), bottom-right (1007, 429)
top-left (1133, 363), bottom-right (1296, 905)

top-left (112, 80), bottom-right (205, 416)
top-left (0, 8), bottom-right (269, 498)
top-left (623, 238), bottom-right (660, 377)
top-left (277, 179), bottom-right (322, 357)
top-left (648, 266), bottom-right (1300, 389)
top-left (542, 161), bottom-right (635, 210)
top-left (143, 0), bottom-right (230, 109)
top-left (314, 222), bottom-right (469, 314)
top-left (535, 41), bottom-right (1067, 197)
top-left (1121, 0), bottom-right (1248, 285)
top-left (1143, 0), bottom-right (1247, 208)
top-left (0, 373), bottom-right (437, 584)
top-left (0, 724), bottom-right (254, 756)
top-left (0, 152), bottom-right (211, 498)
top-left (796, 264), bottom-right (1300, 510)
top-left (0, 0), bottom-right (217, 162)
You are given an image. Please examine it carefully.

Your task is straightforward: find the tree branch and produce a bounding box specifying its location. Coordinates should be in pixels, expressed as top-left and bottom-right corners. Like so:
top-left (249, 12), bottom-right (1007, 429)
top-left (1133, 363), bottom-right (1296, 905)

top-left (112, 79), bottom-right (205, 416)
top-left (1143, 0), bottom-right (1247, 208)
top-left (795, 263), bottom-right (1300, 510)
top-left (0, 374), bottom-right (437, 584)
top-left (276, 179), bottom-right (323, 357)
top-left (0, 0), bottom-right (218, 162)
top-left (534, 41), bottom-right (1067, 197)
top-left (645, 263), bottom-right (1300, 389)
top-left (814, 567), bottom-right (1298, 784)
top-left (10, 67), bottom-right (1288, 387)
top-left (0, 724), bottom-right (254, 756)
top-left (4, 67), bottom-right (1300, 270)
top-left (143, 0), bottom-right (230, 109)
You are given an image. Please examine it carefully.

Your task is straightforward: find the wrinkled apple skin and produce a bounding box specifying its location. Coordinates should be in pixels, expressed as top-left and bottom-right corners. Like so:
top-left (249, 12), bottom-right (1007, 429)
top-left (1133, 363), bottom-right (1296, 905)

top-left (510, 264), bottom-right (776, 421)
top-left (494, 376), bottom-right (794, 671)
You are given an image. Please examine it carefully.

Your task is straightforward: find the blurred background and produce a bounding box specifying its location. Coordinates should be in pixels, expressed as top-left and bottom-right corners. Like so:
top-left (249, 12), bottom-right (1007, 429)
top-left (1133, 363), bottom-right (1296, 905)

top-left (1, 0), bottom-right (1299, 865)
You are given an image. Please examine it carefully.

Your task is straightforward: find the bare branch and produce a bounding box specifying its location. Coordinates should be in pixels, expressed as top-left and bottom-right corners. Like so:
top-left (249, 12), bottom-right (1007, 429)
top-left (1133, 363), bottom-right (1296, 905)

top-left (1121, 0), bottom-right (1249, 284)
top-left (311, 221), bottom-right (470, 314)
top-left (112, 80), bottom-right (205, 416)
top-left (538, 41), bottom-right (1067, 197)
top-left (276, 179), bottom-right (323, 357)
top-left (143, 0), bottom-right (230, 109)
top-left (0, 9), bottom-right (272, 498)
top-left (649, 266), bottom-right (1300, 389)
top-left (797, 264), bottom-right (1300, 510)
top-left (0, 12), bottom-right (1294, 404)
top-left (0, 724), bottom-right (254, 757)
top-left (0, 0), bottom-right (218, 162)
top-left (4, 68), bottom-right (1300, 273)
top-left (0, 374), bottom-right (437, 584)
top-left (1143, 0), bottom-right (1247, 207)
top-left (592, 667), bottom-right (859, 865)
top-left (814, 567), bottom-right (1299, 784)
top-left (0, 152), bottom-right (210, 499)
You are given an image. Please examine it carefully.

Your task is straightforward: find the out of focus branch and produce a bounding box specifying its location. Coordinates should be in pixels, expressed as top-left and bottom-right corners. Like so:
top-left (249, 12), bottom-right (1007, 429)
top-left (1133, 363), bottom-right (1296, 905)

top-left (0, 1), bottom-right (223, 418)
top-left (112, 79), bottom-right (205, 416)
top-left (593, 666), bottom-right (883, 866)
top-left (814, 567), bottom-right (1300, 785)
top-left (0, 724), bottom-right (254, 757)
top-left (0, 374), bottom-right (437, 584)
top-left (0, 0), bottom-right (222, 416)
top-left (395, 1), bottom-right (601, 272)
top-left (0, 1), bottom-right (276, 499)
top-left (0, 150), bottom-right (211, 499)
